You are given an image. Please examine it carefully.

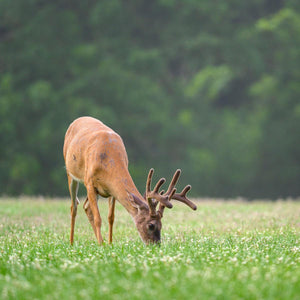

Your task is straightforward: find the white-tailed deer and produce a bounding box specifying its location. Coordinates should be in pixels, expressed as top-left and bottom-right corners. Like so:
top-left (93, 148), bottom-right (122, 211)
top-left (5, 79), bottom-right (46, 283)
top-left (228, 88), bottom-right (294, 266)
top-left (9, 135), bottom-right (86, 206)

top-left (63, 116), bottom-right (197, 245)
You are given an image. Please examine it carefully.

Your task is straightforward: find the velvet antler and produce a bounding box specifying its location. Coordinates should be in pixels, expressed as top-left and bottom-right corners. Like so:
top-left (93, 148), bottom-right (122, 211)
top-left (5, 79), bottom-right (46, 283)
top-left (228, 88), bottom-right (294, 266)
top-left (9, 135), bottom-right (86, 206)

top-left (158, 169), bottom-right (197, 217)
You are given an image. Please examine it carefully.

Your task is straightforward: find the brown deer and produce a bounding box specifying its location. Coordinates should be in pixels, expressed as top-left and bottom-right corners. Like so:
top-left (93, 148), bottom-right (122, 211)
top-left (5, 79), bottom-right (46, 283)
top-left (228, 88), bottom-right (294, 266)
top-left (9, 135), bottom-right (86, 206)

top-left (63, 116), bottom-right (197, 245)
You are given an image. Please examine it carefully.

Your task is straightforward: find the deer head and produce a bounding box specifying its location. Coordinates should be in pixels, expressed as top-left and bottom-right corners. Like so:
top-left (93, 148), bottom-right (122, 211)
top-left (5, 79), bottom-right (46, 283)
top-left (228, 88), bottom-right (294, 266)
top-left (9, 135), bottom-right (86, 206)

top-left (130, 169), bottom-right (197, 244)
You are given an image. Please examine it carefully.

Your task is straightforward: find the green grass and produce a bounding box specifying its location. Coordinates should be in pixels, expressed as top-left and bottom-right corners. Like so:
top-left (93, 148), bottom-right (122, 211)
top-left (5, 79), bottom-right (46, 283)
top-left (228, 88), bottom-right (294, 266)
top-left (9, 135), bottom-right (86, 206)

top-left (0, 197), bottom-right (299, 300)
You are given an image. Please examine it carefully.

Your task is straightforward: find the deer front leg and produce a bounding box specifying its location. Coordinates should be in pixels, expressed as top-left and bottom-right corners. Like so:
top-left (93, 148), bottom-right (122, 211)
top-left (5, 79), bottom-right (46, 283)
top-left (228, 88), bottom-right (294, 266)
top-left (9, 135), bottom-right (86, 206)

top-left (108, 196), bottom-right (116, 244)
top-left (86, 184), bottom-right (104, 244)
top-left (68, 174), bottom-right (79, 245)
top-left (83, 197), bottom-right (97, 236)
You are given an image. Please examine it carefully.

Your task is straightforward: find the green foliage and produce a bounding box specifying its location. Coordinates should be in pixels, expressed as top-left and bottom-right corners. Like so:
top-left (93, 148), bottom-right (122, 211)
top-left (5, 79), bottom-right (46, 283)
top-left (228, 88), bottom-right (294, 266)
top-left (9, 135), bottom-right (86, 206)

top-left (185, 65), bottom-right (233, 102)
top-left (0, 198), bottom-right (299, 299)
top-left (0, 0), bottom-right (299, 197)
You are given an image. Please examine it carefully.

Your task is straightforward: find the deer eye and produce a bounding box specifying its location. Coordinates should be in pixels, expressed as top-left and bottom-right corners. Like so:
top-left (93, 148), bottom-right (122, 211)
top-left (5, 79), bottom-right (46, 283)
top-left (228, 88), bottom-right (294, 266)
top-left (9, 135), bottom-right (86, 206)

top-left (148, 223), bottom-right (155, 231)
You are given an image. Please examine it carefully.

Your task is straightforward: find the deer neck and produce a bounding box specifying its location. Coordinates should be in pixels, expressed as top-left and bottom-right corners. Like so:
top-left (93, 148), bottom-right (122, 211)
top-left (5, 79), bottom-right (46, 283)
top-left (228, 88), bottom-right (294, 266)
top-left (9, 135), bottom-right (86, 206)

top-left (107, 171), bottom-right (145, 218)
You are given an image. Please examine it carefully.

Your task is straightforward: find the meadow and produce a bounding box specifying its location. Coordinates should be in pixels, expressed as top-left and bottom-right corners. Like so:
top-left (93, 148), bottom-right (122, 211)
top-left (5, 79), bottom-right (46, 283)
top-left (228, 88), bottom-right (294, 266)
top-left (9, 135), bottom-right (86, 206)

top-left (0, 197), bottom-right (299, 300)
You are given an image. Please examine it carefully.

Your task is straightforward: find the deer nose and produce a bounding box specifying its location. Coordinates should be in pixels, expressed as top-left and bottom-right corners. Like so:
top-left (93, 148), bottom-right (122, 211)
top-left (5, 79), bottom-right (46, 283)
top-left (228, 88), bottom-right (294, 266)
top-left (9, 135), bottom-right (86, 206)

top-left (154, 230), bottom-right (161, 241)
top-left (153, 234), bottom-right (161, 245)
top-left (147, 236), bottom-right (161, 245)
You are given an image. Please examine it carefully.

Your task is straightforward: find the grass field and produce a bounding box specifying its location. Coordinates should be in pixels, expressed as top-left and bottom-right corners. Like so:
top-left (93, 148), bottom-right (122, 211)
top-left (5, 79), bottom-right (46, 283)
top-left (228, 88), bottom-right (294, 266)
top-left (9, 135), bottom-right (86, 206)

top-left (0, 197), bottom-right (299, 300)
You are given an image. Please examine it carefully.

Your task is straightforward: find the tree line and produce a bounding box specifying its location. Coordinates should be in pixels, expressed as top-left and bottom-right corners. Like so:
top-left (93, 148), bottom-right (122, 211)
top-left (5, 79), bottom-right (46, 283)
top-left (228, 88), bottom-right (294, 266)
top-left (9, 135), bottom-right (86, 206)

top-left (0, 0), bottom-right (299, 198)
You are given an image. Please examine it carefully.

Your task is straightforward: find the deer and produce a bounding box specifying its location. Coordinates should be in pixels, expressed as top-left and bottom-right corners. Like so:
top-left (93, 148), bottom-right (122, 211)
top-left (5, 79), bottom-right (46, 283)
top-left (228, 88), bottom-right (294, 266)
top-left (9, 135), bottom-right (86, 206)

top-left (63, 116), bottom-right (197, 245)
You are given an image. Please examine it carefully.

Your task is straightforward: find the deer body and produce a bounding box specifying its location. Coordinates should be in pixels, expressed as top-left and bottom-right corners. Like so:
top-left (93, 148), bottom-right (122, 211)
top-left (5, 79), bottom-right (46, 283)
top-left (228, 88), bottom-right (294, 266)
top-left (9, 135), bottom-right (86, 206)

top-left (64, 117), bottom-right (141, 213)
top-left (63, 116), bottom-right (196, 245)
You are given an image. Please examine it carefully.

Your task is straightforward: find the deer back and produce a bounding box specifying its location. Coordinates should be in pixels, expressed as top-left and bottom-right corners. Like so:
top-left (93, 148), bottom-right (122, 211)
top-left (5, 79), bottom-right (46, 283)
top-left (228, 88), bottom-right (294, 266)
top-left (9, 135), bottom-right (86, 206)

top-left (63, 116), bottom-right (137, 199)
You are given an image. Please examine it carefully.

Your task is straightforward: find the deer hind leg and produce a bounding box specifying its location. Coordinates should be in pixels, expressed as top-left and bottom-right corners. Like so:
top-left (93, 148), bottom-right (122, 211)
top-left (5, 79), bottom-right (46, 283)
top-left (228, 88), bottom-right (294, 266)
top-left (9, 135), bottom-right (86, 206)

top-left (108, 196), bottom-right (116, 244)
top-left (68, 174), bottom-right (79, 245)
top-left (86, 184), bottom-right (104, 244)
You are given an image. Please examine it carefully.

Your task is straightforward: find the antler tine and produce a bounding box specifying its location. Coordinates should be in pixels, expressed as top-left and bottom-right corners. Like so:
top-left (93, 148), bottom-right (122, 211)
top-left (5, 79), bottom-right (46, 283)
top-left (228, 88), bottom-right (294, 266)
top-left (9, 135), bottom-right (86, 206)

top-left (146, 169), bottom-right (173, 215)
top-left (158, 170), bottom-right (197, 218)
top-left (164, 169), bottom-right (181, 195)
top-left (145, 168), bottom-right (157, 216)
top-left (172, 185), bottom-right (197, 210)
top-left (146, 168), bottom-right (154, 195)
top-left (153, 177), bottom-right (166, 193)
top-left (146, 168), bottom-right (166, 196)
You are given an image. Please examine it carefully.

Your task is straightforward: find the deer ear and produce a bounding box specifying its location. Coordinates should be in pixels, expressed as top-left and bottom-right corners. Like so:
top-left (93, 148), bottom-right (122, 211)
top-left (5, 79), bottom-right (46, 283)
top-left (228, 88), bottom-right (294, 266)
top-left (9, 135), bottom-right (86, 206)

top-left (129, 193), bottom-right (149, 211)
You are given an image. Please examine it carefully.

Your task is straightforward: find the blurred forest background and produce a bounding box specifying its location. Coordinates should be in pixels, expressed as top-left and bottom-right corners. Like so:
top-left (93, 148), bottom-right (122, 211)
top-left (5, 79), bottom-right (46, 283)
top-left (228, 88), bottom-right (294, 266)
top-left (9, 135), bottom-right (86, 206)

top-left (0, 0), bottom-right (299, 199)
